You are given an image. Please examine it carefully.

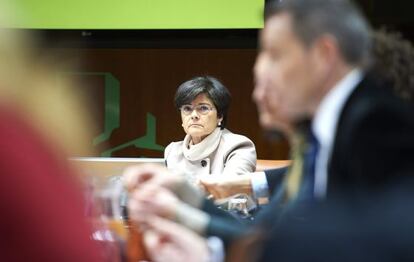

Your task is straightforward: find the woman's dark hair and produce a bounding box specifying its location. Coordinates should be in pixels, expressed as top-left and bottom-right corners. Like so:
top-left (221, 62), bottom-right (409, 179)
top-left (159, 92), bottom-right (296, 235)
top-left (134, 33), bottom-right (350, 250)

top-left (174, 76), bottom-right (231, 129)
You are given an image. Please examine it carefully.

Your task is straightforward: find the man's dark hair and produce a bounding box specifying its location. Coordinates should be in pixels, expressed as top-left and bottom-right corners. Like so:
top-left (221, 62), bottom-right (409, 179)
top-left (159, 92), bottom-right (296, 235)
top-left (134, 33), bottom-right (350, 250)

top-left (265, 0), bottom-right (372, 67)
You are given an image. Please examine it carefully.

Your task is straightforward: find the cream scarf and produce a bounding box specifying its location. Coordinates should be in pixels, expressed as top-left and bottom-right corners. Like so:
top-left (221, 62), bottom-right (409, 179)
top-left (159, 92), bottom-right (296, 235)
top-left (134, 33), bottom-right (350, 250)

top-left (182, 127), bottom-right (222, 161)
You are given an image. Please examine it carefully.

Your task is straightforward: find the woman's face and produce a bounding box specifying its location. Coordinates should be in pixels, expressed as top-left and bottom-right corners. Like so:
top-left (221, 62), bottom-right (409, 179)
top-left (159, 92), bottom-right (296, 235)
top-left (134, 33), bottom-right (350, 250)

top-left (180, 93), bottom-right (222, 144)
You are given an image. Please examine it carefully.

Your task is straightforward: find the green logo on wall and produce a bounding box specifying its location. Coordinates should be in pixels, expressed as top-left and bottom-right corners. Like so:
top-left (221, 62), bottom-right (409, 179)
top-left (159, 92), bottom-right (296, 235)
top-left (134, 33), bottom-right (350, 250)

top-left (101, 113), bottom-right (164, 157)
top-left (65, 72), bottom-right (164, 156)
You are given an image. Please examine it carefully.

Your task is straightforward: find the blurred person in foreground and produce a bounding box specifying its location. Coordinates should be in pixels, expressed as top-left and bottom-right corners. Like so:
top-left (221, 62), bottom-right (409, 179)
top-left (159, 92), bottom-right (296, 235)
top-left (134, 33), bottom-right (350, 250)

top-left (0, 2), bottom-right (102, 261)
top-left (124, 0), bottom-right (414, 261)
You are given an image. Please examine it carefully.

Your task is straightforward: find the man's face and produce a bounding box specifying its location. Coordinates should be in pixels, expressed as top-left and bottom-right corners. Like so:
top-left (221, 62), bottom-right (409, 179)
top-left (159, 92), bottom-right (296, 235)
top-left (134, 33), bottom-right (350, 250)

top-left (253, 13), bottom-right (320, 130)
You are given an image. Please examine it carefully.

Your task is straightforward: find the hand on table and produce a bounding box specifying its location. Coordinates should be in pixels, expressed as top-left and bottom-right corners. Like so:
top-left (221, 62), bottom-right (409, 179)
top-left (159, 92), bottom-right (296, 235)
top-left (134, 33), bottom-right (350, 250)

top-left (199, 174), bottom-right (253, 200)
top-left (142, 215), bottom-right (210, 262)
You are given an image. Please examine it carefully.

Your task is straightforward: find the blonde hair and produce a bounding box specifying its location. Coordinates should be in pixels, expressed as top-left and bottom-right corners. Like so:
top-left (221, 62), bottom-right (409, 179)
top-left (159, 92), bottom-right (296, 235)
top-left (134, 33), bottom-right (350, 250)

top-left (0, 0), bottom-right (96, 157)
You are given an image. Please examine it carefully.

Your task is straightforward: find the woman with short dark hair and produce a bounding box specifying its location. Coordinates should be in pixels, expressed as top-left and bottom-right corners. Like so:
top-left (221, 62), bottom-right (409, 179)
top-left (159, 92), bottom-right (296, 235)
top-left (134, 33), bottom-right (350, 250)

top-left (165, 76), bottom-right (256, 185)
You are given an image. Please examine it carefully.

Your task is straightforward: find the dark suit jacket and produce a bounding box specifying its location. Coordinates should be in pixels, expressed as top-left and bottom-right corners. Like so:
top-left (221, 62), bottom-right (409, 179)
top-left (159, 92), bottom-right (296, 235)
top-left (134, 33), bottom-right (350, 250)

top-left (258, 178), bottom-right (414, 262)
top-left (328, 72), bottom-right (414, 196)
top-left (265, 167), bottom-right (289, 195)
top-left (258, 73), bottom-right (414, 261)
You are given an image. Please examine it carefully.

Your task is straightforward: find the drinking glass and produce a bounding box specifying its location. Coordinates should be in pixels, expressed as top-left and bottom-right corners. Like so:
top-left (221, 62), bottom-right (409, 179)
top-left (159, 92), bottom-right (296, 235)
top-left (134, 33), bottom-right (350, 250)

top-left (84, 175), bottom-right (128, 262)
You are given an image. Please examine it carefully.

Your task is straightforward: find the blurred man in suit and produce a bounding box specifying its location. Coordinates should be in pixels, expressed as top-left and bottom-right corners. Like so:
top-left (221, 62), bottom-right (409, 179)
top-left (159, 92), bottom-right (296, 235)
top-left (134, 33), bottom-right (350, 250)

top-left (201, 27), bottom-right (414, 203)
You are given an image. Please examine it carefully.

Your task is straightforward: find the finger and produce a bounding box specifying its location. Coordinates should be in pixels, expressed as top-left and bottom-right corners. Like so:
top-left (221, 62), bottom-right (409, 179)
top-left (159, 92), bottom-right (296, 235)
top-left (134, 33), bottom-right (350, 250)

top-left (128, 193), bottom-right (167, 221)
top-left (122, 167), bottom-right (153, 191)
top-left (144, 215), bottom-right (185, 236)
top-left (128, 200), bottom-right (148, 223)
top-left (144, 230), bottom-right (181, 262)
top-left (123, 164), bottom-right (168, 190)
top-left (129, 195), bottom-right (174, 222)
top-left (130, 185), bottom-right (159, 199)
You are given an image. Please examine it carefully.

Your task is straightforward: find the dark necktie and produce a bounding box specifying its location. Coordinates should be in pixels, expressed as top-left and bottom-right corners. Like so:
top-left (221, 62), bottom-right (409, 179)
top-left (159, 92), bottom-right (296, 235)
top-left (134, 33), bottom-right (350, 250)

top-left (300, 130), bottom-right (320, 200)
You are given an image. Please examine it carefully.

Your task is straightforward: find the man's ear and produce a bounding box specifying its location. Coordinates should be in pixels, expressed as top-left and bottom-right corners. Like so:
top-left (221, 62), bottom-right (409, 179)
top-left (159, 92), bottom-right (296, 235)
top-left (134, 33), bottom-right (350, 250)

top-left (311, 34), bottom-right (341, 80)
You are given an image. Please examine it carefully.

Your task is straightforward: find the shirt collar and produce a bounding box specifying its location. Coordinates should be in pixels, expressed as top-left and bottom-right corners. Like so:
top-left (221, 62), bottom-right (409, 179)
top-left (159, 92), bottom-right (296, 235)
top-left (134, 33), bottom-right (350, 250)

top-left (312, 68), bottom-right (363, 150)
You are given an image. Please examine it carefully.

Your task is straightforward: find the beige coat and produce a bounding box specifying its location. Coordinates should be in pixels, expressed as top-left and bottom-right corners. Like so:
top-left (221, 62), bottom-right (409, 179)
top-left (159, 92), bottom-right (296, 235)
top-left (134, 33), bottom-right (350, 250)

top-left (164, 128), bottom-right (256, 184)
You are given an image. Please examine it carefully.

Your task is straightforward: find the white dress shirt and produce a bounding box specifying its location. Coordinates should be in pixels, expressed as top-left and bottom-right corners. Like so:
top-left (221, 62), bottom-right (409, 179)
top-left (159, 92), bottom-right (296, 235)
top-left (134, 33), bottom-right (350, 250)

top-left (312, 69), bottom-right (363, 198)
